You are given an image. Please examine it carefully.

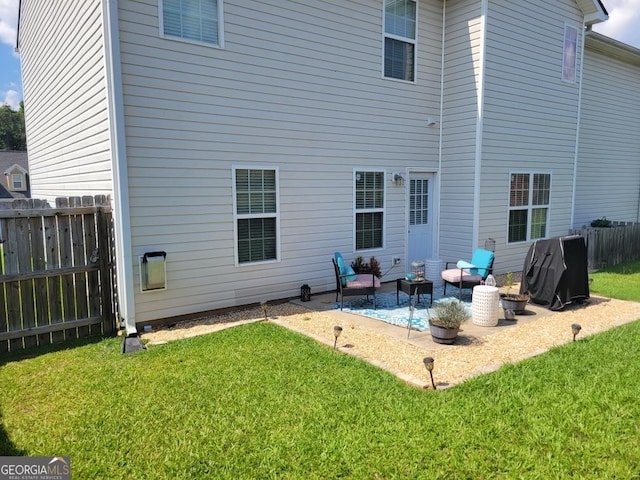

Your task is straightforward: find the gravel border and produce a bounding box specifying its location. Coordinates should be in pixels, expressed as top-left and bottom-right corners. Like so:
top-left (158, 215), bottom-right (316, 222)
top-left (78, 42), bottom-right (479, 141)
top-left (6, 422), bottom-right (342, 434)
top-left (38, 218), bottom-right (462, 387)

top-left (141, 288), bottom-right (640, 389)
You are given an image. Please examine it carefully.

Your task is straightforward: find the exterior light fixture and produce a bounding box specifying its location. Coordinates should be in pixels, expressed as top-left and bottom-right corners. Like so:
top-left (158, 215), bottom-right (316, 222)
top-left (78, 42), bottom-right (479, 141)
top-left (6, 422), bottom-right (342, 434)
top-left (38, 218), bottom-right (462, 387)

top-left (260, 301), bottom-right (268, 321)
top-left (571, 323), bottom-right (582, 341)
top-left (423, 357), bottom-right (436, 390)
top-left (333, 325), bottom-right (343, 349)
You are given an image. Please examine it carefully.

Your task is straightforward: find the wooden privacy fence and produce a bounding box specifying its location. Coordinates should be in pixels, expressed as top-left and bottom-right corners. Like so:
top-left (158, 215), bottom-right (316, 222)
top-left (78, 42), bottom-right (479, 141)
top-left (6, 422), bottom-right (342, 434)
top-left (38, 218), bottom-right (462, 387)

top-left (0, 196), bottom-right (117, 353)
top-left (569, 223), bottom-right (640, 270)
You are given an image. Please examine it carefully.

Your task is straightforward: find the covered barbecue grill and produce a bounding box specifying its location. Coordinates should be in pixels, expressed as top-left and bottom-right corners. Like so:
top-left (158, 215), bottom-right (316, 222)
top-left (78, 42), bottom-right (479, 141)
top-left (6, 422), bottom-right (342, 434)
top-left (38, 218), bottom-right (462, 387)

top-left (520, 235), bottom-right (589, 310)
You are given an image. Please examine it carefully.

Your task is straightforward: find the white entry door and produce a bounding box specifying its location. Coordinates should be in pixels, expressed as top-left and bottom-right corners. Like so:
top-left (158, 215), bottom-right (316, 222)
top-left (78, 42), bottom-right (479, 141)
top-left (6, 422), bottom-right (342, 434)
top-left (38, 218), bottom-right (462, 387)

top-left (407, 173), bottom-right (434, 264)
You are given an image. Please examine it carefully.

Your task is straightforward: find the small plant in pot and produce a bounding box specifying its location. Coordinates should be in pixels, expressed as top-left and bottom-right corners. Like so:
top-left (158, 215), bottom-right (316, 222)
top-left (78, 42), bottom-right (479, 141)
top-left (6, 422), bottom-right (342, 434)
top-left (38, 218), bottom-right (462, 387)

top-left (499, 272), bottom-right (529, 315)
top-left (429, 299), bottom-right (469, 345)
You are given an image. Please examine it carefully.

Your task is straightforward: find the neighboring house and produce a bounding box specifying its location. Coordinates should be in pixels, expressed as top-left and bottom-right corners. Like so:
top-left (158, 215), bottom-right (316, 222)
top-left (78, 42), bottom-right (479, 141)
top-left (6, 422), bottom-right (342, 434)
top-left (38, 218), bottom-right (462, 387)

top-left (0, 150), bottom-right (30, 199)
top-left (16, 0), bottom-right (640, 334)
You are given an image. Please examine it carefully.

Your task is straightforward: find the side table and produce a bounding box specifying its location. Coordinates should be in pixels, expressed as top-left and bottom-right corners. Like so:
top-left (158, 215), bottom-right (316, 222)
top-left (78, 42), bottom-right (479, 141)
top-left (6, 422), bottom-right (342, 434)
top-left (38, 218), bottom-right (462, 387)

top-left (397, 278), bottom-right (433, 306)
top-left (471, 285), bottom-right (500, 326)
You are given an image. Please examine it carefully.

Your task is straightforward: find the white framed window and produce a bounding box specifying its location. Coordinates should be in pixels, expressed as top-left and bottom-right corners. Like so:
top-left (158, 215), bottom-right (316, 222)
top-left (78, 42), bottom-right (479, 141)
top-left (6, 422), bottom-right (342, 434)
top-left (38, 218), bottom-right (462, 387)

top-left (355, 170), bottom-right (385, 250)
top-left (508, 172), bottom-right (551, 243)
top-left (562, 24), bottom-right (578, 83)
top-left (10, 173), bottom-right (23, 190)
top-left (160, 0), bottom-right (223, 47)
top-left (233, 167), bottom-right (279, 264)
top-left (383, 0), bottom-right (417, 82)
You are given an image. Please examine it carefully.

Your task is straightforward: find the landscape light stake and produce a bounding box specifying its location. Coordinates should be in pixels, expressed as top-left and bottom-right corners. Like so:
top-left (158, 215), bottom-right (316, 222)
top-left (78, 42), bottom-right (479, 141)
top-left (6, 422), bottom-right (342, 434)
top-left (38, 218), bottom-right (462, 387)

top-left (423, 357), bottom-right (436, 390)
top-left (260, 301), bottom-right (268, 321)
top-left (333, 326), bottom-right (343, 349)
top-left (572, 323), bottom-right (582, 341)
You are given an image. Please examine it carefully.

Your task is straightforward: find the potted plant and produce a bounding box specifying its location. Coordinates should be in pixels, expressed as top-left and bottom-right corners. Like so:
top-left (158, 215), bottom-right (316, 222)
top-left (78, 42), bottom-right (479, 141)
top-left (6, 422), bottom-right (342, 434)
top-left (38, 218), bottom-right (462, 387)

top-left (429, 299), bottom-right (469, 345)
top-left (499, 272), bottom-right (529, 315)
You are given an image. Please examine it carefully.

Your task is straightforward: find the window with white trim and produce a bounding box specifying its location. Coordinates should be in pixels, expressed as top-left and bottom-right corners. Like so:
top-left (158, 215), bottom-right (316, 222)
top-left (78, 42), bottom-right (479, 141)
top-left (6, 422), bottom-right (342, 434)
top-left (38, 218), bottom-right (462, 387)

top-left (161, 0), bottom-right (222, 46)
top-left (562, 24), bottom-right (578, 83)
top-left (508, 173), bottom-right (551, 243)
top-left (355, 171), bottom-right (384, 250)
top-left (234, 168), bottom-right (278, 264)
top-left (10, 173), bottom-right (23, 190)
top-left (383, 0), bottom-right (416, 81)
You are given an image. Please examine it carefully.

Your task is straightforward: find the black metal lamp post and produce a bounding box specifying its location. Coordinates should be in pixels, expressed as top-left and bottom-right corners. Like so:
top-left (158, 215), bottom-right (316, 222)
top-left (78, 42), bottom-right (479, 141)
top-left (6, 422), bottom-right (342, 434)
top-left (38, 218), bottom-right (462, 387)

top-left (423, 357), bottom-right (436, 390)
top-left (333, 326), bottom-right (343, 349)
top-left (572, 323), bottom-right (582, 341)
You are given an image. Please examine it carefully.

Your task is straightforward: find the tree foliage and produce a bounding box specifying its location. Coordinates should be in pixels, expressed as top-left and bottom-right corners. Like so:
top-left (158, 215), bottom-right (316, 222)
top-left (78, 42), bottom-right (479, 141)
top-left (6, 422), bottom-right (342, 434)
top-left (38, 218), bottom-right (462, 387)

top-left (0, 102), bottom-right (27, 150)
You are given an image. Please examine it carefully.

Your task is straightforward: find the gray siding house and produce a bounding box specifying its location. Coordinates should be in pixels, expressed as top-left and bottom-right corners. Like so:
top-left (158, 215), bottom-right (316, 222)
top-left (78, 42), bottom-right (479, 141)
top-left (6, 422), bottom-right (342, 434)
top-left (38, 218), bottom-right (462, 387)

top-left (16, 0), bottom-right (639, 334)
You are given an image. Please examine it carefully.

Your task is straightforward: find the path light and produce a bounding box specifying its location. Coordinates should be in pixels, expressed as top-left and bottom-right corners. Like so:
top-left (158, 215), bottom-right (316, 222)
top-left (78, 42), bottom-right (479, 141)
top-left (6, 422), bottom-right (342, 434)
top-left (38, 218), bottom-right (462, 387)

top-left (572, 323), bottom-right (582, 341)
top-left (333, 326), bottom-right (343, 349)
top-left (260, 301), bottom-right (268, 321)
top-left (423, 357), bottom-right (436, 390)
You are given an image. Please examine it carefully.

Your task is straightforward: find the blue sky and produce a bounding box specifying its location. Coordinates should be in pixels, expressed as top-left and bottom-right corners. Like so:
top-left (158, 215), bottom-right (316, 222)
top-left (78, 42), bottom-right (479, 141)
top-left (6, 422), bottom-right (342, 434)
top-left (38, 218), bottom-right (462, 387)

top-left (1, 0), bottom-right (640, 110)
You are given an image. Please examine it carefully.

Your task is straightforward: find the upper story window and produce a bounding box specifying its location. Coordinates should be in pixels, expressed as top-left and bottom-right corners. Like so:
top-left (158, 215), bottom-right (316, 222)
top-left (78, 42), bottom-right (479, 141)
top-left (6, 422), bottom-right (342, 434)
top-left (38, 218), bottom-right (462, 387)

top-left (383, 0), bottom-right (416, 82)
top-left (10, 173), bottom-right (24, 190)
top-left (562, 24), bottom-right (578, 83)
top-left (234, 168), bottom-right (279, 264)
top-left (355, 170), bottom-right (385, 250)
top-left (160, 0), bottom-right (223, 47)
top-left (508, 173), bottom-right (551, 243)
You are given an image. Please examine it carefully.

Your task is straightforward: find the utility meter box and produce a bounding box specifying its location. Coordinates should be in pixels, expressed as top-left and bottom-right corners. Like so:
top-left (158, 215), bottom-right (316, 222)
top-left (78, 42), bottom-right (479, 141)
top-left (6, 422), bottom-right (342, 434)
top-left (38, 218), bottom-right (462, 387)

top-left (140, 251), bottom-right (167, 292)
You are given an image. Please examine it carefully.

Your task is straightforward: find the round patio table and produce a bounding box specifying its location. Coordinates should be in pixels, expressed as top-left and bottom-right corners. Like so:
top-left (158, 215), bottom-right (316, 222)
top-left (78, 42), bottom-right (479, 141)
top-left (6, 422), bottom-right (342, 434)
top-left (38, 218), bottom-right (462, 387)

top-left (471, 285), bottom-right (500, 327)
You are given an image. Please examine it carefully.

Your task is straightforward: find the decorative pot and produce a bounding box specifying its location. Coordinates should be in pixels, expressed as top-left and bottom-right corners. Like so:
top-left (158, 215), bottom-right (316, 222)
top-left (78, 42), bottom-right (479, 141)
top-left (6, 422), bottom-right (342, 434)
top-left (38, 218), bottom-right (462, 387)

top-left (500, 294), bottom-right (529, 314)
top-left (429, 324), bottom-right (459, 345)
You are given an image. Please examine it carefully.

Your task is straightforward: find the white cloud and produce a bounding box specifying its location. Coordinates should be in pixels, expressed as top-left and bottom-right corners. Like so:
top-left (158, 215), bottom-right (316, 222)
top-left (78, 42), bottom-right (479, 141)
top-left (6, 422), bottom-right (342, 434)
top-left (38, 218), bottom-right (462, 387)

top-left (0, 0), bottom-right (20, 47)
top-left (593, 0), bottom-right (640, 48)
top-left (2, 89), bottom-right (20, 109)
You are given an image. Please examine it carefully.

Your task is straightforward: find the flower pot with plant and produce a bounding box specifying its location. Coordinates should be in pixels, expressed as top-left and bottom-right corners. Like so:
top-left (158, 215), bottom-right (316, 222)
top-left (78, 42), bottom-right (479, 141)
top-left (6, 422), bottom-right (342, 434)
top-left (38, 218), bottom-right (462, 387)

top-left (499, 272), bottom-right (529, 314)
top-left (429, 299), bottom-right (469, 345)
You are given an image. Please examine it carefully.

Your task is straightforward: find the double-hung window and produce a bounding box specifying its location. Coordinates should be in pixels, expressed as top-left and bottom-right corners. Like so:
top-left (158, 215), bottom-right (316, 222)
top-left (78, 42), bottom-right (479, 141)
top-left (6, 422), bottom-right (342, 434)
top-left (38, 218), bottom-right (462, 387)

top-left (562, 24), bottom-right (578, 83)
top-left (355, 171), bottom-right (385, 250)
top-left (11, 173), bottom-right (23, 190)
top-left (234, 168), bottom-right (278, 264)
top-left (383, 0), bottom-right (416, 81)
top-left (161, 0), bottom-right (222, 46)
top-left (508, 173), bottom-right (551, 243)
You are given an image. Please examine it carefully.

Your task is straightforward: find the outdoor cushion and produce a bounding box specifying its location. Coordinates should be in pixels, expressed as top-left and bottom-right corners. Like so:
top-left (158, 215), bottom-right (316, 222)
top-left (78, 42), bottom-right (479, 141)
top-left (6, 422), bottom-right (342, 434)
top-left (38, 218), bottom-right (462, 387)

top-left (468, 249), bottom-right (494, 277)
top-left (441, 268), bottom-right (482, 284)
top-left (334, 252), bottom-right (357, 284)
top-left (346, 274), bottom-right (381, 289)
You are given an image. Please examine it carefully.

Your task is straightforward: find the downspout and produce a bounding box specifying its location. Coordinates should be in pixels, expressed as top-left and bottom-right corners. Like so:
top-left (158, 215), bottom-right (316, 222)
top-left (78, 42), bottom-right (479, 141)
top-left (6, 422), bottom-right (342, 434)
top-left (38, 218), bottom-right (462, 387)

top-left (435, 0), bottom-right (446, 259)
top-left (472, 0), bottom-right (489, 248)
top-left (570, 23), bottom-right (586, 228)
top-left (103, 0), bottom-right (137, 338)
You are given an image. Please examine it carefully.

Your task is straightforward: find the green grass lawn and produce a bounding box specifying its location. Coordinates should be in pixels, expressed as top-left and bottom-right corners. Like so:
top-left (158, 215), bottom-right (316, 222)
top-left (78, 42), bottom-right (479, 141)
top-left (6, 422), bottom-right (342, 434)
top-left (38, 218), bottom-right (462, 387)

top-left (1, 261), bottom-right (640, 479)
top-left (589, 259), bottom-right (640, 301)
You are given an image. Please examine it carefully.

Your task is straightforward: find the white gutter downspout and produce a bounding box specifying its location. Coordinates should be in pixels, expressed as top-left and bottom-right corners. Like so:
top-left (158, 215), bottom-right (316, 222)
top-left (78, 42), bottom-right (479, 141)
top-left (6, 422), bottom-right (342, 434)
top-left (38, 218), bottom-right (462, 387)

top-left (570, 24), bottom-right (587, 229)
top-left (103, 0), bottom-right (136, 335)
top-left (472, 0), bottom-right (489, 248)
top-left (435, 0), bottom-right (446, 259)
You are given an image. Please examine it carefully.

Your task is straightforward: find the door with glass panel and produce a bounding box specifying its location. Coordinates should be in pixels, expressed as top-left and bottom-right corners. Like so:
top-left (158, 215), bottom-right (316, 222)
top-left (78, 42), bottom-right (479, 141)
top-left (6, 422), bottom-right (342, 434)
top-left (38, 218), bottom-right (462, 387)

top-left (407, 173), bottom-right (434, 264)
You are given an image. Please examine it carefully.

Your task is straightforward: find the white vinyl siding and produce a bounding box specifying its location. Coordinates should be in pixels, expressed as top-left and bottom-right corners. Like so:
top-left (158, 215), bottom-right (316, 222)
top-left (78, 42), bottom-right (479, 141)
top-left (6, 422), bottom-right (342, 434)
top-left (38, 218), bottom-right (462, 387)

top-left (574, 35), bottom-right (640, 226)
top-left (116, 0), bottom-right (443, 322)
top-left (473, 0), bottom-right (584, 272)
top-left (18, 0), bottom-right (113, 202)
top-left (160, 0), bottom-right (223, 47)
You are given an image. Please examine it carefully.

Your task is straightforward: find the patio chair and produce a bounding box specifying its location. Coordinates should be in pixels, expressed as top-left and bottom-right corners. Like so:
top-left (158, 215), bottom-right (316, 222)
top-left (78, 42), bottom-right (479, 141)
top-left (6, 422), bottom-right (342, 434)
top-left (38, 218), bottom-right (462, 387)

top-left (441, 248), bottom-right (495, 299)
top-left (332, 252), bottom-right (380, 310)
